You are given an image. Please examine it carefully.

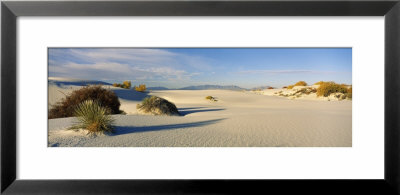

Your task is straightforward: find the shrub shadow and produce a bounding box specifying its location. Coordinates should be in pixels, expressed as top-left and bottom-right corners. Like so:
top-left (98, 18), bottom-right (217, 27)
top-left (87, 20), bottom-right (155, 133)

top-left (111, 89), bottom-right (150, 101)
top-left (177, 107), bottom-right (207, 111)
top-left (178, 108), bottom-right (225, 116)
top-left (49, 80), bottom-right (110, 87)
top-left (112, 118), bottom-right (225, 135)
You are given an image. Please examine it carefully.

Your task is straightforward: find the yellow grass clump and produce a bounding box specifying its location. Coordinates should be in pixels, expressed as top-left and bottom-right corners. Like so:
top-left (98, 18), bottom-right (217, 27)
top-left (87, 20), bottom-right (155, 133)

top-left (134, 84), bottom-right (147, 92)
top-left (113, 80), bottom-right (131, 89)
top-left (294, 81), bottom-right (307, 86)
top-left (316, 82), bottom-right (348, 97)
top-left (205, 96), bottom-right (217, 101)
top-left (287, 81), bottom-right (307, 89)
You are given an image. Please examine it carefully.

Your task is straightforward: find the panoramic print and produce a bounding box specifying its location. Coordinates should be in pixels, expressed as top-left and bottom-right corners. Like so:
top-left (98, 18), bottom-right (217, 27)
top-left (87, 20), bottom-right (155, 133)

top-left (48, 48), bottom-right (352, 147)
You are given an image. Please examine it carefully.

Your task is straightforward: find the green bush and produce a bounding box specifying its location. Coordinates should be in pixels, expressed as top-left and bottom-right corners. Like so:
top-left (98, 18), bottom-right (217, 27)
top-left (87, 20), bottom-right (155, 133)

top-left (316, 82), bottom-right (348, 97)
top-left (314, 81), bottom-right (325, 85)
top-left (49, 85), bottom-right (121, 119)
top-left (136, 96), bottom-right (180, 116)
top-left (69, 100), bottom-right (114, 134)
top-left (287, 85), bottom-right (294, 89)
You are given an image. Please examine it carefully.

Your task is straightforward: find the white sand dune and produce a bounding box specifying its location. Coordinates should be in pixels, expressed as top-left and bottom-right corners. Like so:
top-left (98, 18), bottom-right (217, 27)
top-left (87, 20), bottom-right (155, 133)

top-left (48, 81), bottom-right (352, 147)
top-left (254, 85), bottom-right (351, 101)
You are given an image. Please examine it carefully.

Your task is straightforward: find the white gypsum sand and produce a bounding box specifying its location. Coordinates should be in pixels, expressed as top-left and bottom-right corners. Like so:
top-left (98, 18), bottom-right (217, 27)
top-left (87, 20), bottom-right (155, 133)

top-left (48, 82), bottom-right (352, 147)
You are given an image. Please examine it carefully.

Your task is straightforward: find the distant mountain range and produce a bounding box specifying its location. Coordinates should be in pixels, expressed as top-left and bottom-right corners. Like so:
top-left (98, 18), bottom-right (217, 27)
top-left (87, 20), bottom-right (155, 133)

top-left (147, 86), bottom-right (170, 90)
top-left (148, 85), bottom-right (246, 90)
top-left (179, 85), bottom-right (245, 90)
top-left (249, 86), bottom-right (273, 90)
top-left (48, 79), bottom-right (111, 87)
top-left (48, 78), bottom-right (270, 91)
top-left (149, 85), bottom-right (275, 90)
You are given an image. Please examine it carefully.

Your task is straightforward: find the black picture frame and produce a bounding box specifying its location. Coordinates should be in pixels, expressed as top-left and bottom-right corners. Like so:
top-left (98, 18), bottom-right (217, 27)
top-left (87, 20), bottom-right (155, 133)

top-left (2, 0), bottom-right (400, 194)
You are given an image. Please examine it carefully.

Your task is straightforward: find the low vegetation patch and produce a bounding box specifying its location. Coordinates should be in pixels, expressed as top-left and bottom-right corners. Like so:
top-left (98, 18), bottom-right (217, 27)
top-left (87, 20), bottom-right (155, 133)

top-left (205, 96), bottom-right (217, 102)
top-left (294, 87), bottom-right (317, 95)
top-left (287, 81), bottom-right (308, 89)
top-left (314, 81), bottom-right (325, 85)
top-left (134, 84), bottom-right (147, 92)
top-left (49, 85), bottom-right (121, 119)
top-left (347, 87), bottom-right (352, 99)
top-left (294, 81), bottom-right (307, 86)
top-left (112, 80), bottom-right (131, 89)
top-left (136, 96), bottom-right (180, 116)
top-left (316, 82), bottom-right (349, 97)
top-left (69, 100), bottom-right (114, 135)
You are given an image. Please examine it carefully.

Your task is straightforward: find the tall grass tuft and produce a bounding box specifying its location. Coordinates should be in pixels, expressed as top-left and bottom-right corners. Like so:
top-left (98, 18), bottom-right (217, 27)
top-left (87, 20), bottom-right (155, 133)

top-left (70, 100), bottom-right (115, 134)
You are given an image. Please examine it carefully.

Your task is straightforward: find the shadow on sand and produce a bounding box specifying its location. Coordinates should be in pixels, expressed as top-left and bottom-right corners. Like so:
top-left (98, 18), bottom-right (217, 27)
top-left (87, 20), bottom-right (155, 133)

top-left (111, 89), bottom-right (150, 101)
top-left (112, 118), bottom-right (225, 135)
top-left (177, 107), bottom-right (207, 110)
top-left (178, 107), bottom-right (226, 116)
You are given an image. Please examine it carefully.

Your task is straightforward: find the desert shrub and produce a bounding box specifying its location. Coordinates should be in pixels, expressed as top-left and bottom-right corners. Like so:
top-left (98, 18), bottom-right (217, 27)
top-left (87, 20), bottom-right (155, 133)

top-left (112, 81), bottom-right (131, 89)
top-left (205, 96), bottom-right (217, 101)
top-left (316, 82), bottom-right (348, 97)
top-left (282, 86), bottom-right (287, 89)
top-left (49, 85), bottom-right (121, 119)
top-left (314, 81), bottom-right (325, 85)
top-left (347, 87), bottom-right (352, 99)
top-left (123, 81), bottom-right (131, 89)
top-left (287, 85), bottom-right (294, 89)
top-left (136, 96), bottom-right (180, 116)
top-left (69, 100), bottom-right (114, 134)
top-left (267, 86), bottom-right (274, 89)
top-left (134, 84), bottom-right (147, 92)
top-left (295, 87), bottom-right (317, 95)
top-left (294, 81), bottom-right (307, 86)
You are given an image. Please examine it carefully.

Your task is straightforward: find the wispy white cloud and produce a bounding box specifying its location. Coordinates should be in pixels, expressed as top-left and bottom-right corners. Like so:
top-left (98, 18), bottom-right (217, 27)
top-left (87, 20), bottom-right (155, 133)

top-left (235, 69), bottom-right (340, 75)
top-left (49, 48), bottom-right (209, 84)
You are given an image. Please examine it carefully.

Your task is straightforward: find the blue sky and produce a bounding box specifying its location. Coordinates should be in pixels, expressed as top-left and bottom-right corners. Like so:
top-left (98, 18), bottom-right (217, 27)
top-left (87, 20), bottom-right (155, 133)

top-left (48, 48), bottom-right (352, 88)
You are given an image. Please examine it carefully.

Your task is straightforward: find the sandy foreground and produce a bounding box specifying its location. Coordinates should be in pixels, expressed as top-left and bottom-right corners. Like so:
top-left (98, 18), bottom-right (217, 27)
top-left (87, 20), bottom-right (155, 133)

top-left (48, 82), bottom-right (352, 147)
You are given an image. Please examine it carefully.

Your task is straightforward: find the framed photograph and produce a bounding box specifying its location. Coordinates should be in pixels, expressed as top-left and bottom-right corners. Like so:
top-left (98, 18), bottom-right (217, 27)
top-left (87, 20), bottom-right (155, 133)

top-left (2, 0), bottom-right (400, 194)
